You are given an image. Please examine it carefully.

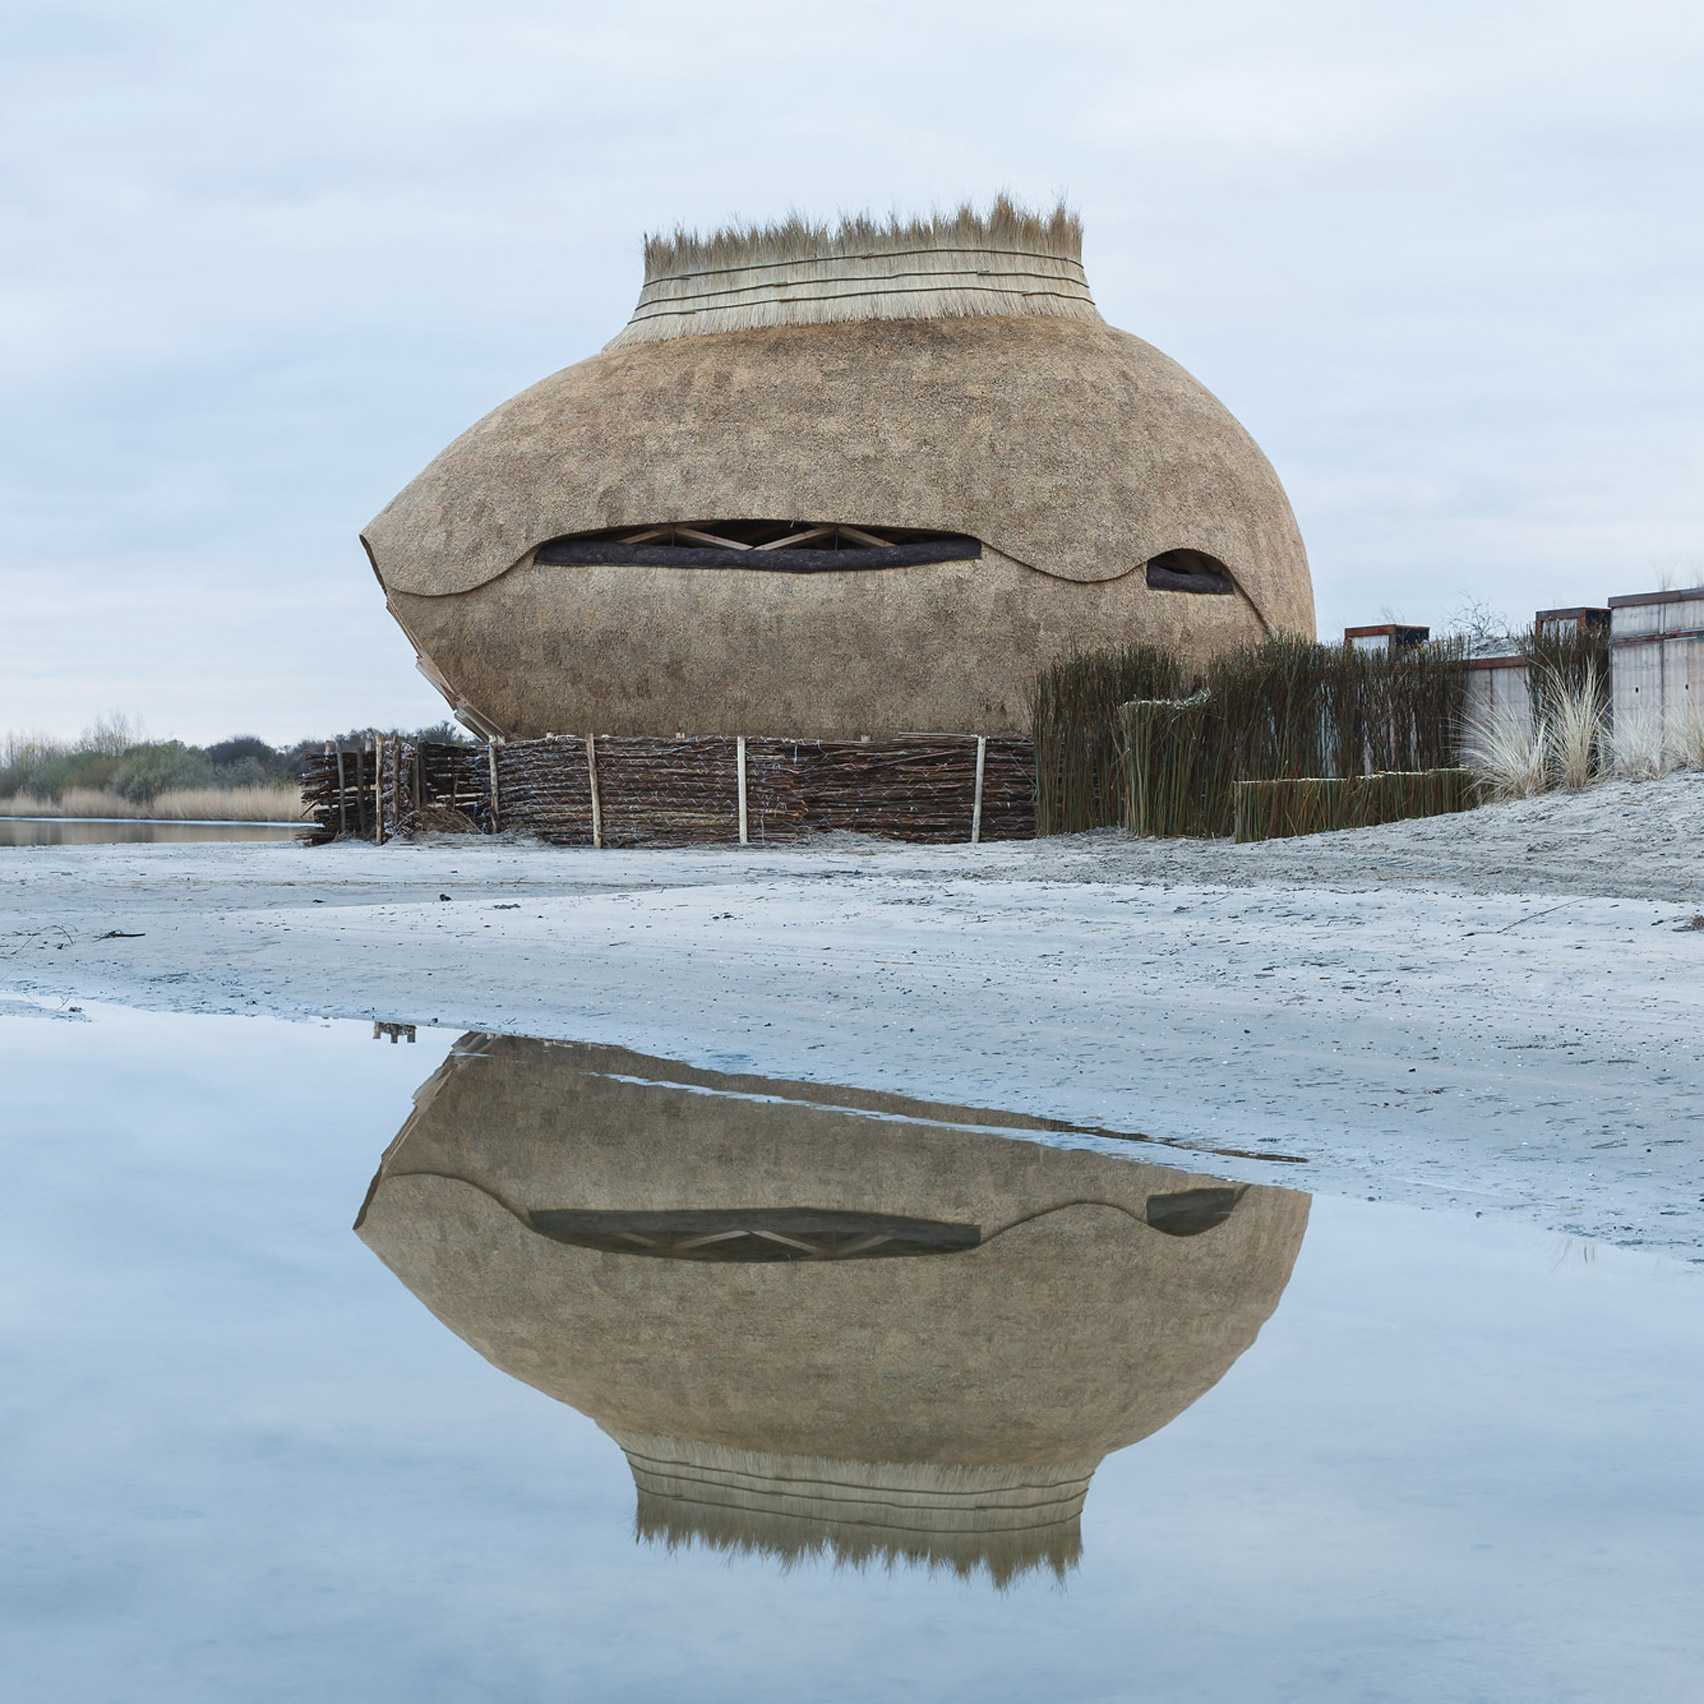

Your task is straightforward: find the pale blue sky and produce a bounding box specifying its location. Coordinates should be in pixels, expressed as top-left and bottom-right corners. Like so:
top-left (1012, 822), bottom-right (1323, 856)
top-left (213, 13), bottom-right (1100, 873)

top-left (4, 1), bottom-right (1702, 742)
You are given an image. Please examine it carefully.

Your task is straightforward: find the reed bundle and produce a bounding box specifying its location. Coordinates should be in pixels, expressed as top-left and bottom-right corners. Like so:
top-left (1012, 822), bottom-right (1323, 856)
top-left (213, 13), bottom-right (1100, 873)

top-left (1232, 769), bottom-right (1475, 843)
top-left (1083, 633), bottom-right (1472, 838)
top-left (1095, 636), bottom-right (1469, 840)
top-left (1116, 691), bottom-right (1214, 838)
top-left (1029, 644), bottom-right (1188, 834)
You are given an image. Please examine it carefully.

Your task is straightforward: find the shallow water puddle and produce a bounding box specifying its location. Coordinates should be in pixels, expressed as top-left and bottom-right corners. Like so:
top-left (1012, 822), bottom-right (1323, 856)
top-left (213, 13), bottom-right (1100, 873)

top-left (2, 1002), bottom-right (1699, 1703)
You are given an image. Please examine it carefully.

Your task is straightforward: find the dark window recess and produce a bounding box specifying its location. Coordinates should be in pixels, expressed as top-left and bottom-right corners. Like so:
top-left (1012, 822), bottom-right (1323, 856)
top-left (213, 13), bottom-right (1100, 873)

top-left (536, 520), bottom-right (982, 573)
top-left (1145, 549), bottom-right (1236, 595)
top-left (526, 1206), bottom-right (982, 1262)
top-left (1143, 1186), bottom-right (1247, 1238)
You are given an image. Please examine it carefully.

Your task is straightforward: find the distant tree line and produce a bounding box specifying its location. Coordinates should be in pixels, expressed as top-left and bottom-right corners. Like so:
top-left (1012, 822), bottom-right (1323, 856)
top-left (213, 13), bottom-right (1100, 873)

top-left (0, 714), bottom-right (468, 804)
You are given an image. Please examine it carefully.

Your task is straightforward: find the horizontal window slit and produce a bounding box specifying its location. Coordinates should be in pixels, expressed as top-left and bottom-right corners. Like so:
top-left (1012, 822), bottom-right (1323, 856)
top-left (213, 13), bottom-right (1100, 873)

top-left (535, 521), bottom-right (982, 573)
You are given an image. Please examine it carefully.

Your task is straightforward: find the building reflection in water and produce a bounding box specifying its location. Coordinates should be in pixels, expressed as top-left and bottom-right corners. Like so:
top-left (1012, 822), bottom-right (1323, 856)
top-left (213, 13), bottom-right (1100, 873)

top-left (356, 1034), bottom-right (1310, 1586)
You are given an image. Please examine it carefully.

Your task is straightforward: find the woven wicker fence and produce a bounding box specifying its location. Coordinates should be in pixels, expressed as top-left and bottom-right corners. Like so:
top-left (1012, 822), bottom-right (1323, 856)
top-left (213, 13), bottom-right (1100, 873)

top-left (302, 734), bottom-right (1035, 847)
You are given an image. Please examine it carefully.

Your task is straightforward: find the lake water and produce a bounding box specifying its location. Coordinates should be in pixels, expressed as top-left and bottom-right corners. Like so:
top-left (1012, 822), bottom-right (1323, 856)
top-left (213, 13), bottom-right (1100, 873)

top-left (2, 1000), bottom-right (1698, 1703)
top-left (0, 818), bottom-right (305, 847)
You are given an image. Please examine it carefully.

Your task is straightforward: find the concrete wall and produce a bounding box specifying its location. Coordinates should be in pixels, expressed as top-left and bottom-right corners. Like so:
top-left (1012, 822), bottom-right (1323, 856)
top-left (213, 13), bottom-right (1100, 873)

top-left (1463, 656), bottom-right (1534, 727)
top-left (1610, 588), bottom-right (1704, 735)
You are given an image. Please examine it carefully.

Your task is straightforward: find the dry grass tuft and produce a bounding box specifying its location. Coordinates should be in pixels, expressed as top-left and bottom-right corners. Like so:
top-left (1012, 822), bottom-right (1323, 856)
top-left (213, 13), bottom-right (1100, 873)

top-left (0, 784), bottom-right (306, 822)
top-left (1666, 698), bottom-right (1704, 771)
top-left (1541, 660), bottom-right (1606, 792)
top-left (1462, 702), bottom-right (1550, 800)
top-left (1610, 703), bottom-right (1668, 780)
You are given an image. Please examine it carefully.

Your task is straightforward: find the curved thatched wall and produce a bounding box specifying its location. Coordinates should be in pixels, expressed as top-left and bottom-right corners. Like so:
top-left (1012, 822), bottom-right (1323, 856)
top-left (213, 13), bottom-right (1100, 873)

top-left (389, 543), bottom-right (1268, 740)
top-left (364, 203), bottom-right (1313, 739)
top-left (356, 1034), bottom-right (1310, 1582)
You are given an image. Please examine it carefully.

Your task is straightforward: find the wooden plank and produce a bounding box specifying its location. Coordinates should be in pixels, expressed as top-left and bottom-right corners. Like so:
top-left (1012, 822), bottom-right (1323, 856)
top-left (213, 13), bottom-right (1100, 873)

top-left (373, 734), bottom-right (383, 845)
top-left (834, 523), bottom-right (895, 548)
top-left (587, 733), bottom-right (603, 848)
top-left (755, 527), bottom-right (833, 550)
top-left (971, 735), bottom-right (986, 843)
top-left (331, 744), bottom-right (347, 838)
top-left (737, 735), bottom-right (748, 844)
top-left (672, 526), bottom-right (751, 550)
top-left (487, 741), bottom-right (501, 831)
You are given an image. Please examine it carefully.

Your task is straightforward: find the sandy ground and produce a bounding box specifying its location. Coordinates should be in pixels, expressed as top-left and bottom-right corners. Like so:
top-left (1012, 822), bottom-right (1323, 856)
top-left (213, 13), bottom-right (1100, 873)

top-left (4, 771), bottom-right (1701, 1260)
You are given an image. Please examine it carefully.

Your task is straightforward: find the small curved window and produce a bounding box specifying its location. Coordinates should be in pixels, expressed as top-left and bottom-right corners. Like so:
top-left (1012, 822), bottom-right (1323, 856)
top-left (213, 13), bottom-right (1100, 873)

top-left (1144, 1185), bottom-right (1246, 1237)
top-left (537, 521), bottom-right (981, 573)
top-left (1145, 549), bottom-right (1235, 595)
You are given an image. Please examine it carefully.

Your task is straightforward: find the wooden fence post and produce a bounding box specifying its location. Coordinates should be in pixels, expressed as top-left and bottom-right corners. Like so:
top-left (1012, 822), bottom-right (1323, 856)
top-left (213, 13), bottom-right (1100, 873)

top-left (586, 734), bottom-right (603, 848)
top-left (736, 735), bottom-right (749, 845)
top-left (970, 735), bottom-right (987, 844)
top-left (486, 741), bottom-right (501, 832)
top-left (373, 733), bottom-right (384, 845)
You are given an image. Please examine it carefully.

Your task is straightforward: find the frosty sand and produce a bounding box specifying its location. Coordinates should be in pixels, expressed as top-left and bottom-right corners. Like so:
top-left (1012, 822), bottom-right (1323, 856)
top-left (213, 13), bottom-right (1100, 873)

top-left (4, 772), bottom-right (1700, 1261)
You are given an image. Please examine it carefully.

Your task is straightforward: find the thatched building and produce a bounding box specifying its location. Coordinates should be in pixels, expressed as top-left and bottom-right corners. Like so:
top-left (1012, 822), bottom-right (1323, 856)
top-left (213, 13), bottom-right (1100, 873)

top-left (356, 1034), bottom-right (1310, 1584)
top-left (364, 200), bottom-right (1314, 739)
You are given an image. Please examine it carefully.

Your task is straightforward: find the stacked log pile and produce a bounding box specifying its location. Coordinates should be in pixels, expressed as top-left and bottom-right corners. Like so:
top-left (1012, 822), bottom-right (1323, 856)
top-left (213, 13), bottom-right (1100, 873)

top-left (416, 742), bottom-right (486, 828)
top-left (300, 743), bottom-right (376, 842)
top-left (302, 734), bottom-right (1036, 847)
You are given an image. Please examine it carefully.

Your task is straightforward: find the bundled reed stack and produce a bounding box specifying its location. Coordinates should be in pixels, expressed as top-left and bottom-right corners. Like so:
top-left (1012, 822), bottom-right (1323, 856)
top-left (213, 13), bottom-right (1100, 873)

top-left (1081, 634), bottom-right (1469, 839)
top-left (1030, 644), bottom-right (1189, 835)
top-left (1232, 769), bottom-right (1475, 843)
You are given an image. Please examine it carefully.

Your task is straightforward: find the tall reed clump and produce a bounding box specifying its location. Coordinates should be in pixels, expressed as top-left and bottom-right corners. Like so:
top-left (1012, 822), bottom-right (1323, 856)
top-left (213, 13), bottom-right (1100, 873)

top-left (1029, 644), bottom-right (1188, 834)
top-left (1108, 635), bottom-right (1469, 839)
top-left (0, 784), bottom-right (306, 822)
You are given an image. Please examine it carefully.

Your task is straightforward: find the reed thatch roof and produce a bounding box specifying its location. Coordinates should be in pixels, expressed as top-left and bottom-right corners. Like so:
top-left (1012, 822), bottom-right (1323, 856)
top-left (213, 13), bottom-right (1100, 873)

top-left (365, 311), bottom-right (1309, 622)
top-left (615, 196), bottom-right (1095, 347)
top-left (356, 1035), bottom-right (1310, 1585)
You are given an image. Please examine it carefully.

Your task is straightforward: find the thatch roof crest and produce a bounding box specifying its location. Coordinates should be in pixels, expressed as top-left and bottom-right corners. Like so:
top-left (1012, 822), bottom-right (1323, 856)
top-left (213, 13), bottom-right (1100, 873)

top-left (641, 195), bottom-right (1083, 276)
top-left (612, 196), bottom-right (1097, 346)
top-left (620, 1432), bottom-right (1090, 1586)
